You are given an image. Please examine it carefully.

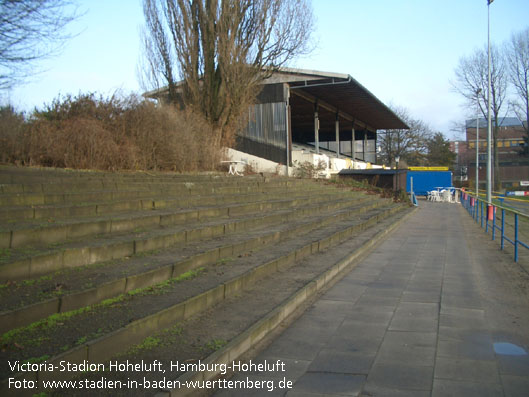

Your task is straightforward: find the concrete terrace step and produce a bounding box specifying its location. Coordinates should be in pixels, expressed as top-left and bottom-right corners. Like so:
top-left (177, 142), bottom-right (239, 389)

top-left (0, 202), bottom-right (408, 391)
top-left (0, 196), bottom-right (389, 333)
top-left (0, 190), bottom-right (360, 249)
top-left (0, 180), bottom-right (325, 207)
top-left (0, 186), bottom-right (347, 223)
top-left (0, 194), bottom-right (373, 281)
top-left (0, 175), bottom-right (316, 195)
top-left (0, 166), bottom-right (411, 395)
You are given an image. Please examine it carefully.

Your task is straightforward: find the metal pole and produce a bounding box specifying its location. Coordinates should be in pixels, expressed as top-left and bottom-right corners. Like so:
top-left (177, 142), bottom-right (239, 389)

top-left (492, 206), bottom-right (496, 240)
top-left (335, 114), bottom-right (340, 158)
top-left (351, 127), bottom-right (355, 162)
top-left (515, 213), bottom-right (519, 262)
top-left (285, 90), bottom-right (290, 176)
top-left (475, 89), bottom-right (481, 197)
top-left (479, 201), bottom-right (483, 229)
top-left (501, 208), bottom-right (505, 250)
top-left (486, 0), bottom-right (492, 204)
top-left (314, 107), bottom-right (319, 155)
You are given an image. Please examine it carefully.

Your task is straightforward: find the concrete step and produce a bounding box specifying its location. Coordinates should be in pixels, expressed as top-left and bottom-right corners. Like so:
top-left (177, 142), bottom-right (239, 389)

top-left (0, 190), bottom-right (358, 249)
top-left (0, 166), bottom-right (412, 395)
top-left (0, 194), bottom-right (372, 281)
top-left (0, 175), bottom-right (317, 195)
top-left (0, 203), bottom-right (409, 390)
top-left (0, 197), bottom-right (388, 332)
top-left (0, 186), bottom-right (344, 223)
top-left (0, 180), bottom-right (325, 207)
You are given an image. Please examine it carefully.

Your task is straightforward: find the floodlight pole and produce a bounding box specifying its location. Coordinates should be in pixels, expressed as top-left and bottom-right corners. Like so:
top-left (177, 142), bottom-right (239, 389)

top-left (476, 89), bottom-right (481, 197)
top-left (486, 0), bottom-right (493, 203)
top-left (395, 155), bottom-right (400, 192)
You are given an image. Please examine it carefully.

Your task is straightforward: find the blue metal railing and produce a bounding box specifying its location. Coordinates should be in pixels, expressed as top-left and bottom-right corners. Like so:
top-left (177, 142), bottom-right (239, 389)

top-left (461, 192), bottom-right (529, 262)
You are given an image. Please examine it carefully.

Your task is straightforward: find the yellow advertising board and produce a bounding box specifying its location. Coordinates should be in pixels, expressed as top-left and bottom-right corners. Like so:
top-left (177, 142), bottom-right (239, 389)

top-left (407, 166), bottom-right (449, 171)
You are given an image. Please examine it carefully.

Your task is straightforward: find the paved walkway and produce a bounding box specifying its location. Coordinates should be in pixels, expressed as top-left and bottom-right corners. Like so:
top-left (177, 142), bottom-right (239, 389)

top-left (217, 201), bottom-right (529, 396)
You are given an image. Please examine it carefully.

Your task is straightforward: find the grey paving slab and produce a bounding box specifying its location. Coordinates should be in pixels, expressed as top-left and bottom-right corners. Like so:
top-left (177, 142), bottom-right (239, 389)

top-left (263, 336), bottom-right (326, 361)
top-left (375, 339), bottom-right (435, 366)
top-left (389, 302), bottom-right (439, 332)
top-left (214, 202), bottom-right (529, 396)
top-left (375, 331), bottom-right (437, 366)
top-left (438, 327), bottom-right (493, 343)
top-left (342, 305), bottom-right (395, 325)
top-left (437, 338), bottom-right (496, 360)
top-left (307, 349), bottom-right (375, 374)
top-left (496, 354), bottom-right (529, 376)
top-left (353, 295), bottom-right (400, 308)
top-left (365, 362), bottom-right (433, 390)
top-left (401, 290), bottom-right (440, 303)
top-left (500, 375), bottom-right (529, 397)
top-left (292, 372), bottom-right (365, 396)
top-left (439, 312), bottom-right (488, 330)
top-left (359, 385), bottom-right (430, 397)
top-left (434, 357), bottom-right (500, 383)
top-left (240, 356), bottom-right (311, 380)
top-left (432, 379), bottom-right (503, 397)
top-left (304, 299), bottom-right (357, 319)
top-left (320, 286), bottom-right (367, 302)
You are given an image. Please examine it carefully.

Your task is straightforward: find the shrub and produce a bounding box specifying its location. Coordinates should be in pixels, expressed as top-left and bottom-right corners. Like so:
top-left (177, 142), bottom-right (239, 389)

top-left (0, 105), bottom-right (27, 164)
top-left (293, 160), bottom-right (327, 178)
top-left (0, 93), bottom-right (221, 172)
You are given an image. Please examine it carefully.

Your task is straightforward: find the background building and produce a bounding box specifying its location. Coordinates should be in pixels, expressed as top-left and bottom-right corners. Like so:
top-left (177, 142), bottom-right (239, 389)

top-left (454, 117), bottom-right (529, 189)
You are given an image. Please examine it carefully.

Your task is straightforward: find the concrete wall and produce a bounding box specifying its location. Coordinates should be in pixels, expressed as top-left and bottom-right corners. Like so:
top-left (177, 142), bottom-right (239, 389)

top-left (225, 147), bottom-right (381, 178)
top-left (224, 148), bottom-right (288, 176)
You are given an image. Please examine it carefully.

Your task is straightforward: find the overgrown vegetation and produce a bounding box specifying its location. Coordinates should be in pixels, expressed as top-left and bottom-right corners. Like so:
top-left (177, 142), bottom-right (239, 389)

top-left (327, 177), bottom-right (412, 205)
top-left (0, 93), bottom-right (221, 172)
top-left (1, 267), bottom-right (205, 345)
top-left (293, 160), bottom-right (327, 178)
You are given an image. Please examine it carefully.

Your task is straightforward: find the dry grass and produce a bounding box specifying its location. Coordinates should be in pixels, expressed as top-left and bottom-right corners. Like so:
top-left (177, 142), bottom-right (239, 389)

top-left (0, 93), bottom-right (222, 172)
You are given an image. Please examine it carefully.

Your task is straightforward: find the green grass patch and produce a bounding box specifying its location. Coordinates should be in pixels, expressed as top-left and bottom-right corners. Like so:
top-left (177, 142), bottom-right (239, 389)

top-left (201, 339), bottom-right (227, 352)
top-left (0, 267), bottom-right (205, 345)
top-left (0, 248), bottom-right (12, 260)
top-left (215, 257), bottom-right (233, 266)
top-left (128, 336), bottom-right (161, 354)
top-left (23, 354), bottom-right (50, 365)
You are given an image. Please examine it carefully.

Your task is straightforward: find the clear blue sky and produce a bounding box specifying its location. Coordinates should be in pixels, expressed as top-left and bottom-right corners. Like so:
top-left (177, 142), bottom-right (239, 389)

top-left (3, 0), bottom-right (529, 139)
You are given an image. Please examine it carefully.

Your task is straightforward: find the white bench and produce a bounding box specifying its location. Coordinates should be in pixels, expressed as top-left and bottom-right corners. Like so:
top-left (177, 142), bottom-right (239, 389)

top-left (220, 160), bottom-right (246, 176)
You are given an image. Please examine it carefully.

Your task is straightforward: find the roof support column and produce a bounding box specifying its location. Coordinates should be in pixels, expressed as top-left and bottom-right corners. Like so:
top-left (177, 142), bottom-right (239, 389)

top-left (314, 103), bottom-right (319, 154)
top-left (364, 132), bottom-right (367, 162)
top-left (351, 126), bottom-right (355, 161)
top-left (335, 113), bottom-right (340, 158)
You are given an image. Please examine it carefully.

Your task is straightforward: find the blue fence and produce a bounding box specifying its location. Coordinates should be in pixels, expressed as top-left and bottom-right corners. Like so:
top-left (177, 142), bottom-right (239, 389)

top-left (461, 193), bottom-right (529, 262)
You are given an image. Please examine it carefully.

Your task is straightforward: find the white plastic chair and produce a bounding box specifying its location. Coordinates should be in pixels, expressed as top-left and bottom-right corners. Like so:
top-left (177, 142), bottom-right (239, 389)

top-left (429, 190), bottom-right (441, 202)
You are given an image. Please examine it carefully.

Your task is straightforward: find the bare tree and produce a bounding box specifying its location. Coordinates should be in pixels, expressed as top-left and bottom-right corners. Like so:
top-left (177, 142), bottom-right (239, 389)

top-left (452, 45), bottom-right (508, 189)
top-left (377, 106), bottom-right (432, 167)
top-left (140, 0), bottom-right (314, 146)
top-left (0, 0), bottom-right (80, 90)
top-left (506, 27), bottom-right (529, 156)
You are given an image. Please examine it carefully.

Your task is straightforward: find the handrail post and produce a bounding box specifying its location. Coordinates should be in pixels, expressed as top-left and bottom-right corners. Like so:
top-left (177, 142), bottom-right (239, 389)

top-left (481, 200), bottom-right (484, 228)
top-left (514, 213), bottom-right (519, 262)
top-left (501, 208), bottom-right (505, 250)
top-left (486, 204), bottom-right (489, 234)
top-left (492, 206), bottom-right (496, 240)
